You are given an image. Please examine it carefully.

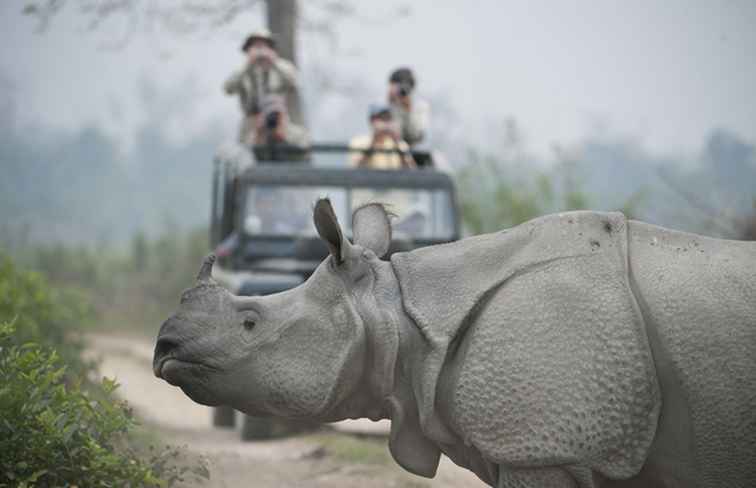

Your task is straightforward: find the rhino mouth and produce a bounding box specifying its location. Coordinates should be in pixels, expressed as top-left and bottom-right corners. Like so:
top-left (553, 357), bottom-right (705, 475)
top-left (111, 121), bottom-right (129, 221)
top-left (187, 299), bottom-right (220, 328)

top-left (155, 355), bottom-right (221, 386)
top-left (153, 336), bottom-right (220, 383)
top-left (155, 357), bottom-right (224, 407)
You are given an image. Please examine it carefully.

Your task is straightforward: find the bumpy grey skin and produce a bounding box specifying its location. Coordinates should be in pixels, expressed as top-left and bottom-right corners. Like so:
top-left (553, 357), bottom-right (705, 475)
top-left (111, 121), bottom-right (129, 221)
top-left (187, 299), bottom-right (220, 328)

top-left (153, 200), bottom-right (756, 488)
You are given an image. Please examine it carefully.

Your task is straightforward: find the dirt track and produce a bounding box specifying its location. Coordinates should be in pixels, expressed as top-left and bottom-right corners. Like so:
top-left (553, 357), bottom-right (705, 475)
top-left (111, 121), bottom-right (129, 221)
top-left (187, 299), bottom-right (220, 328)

top-left (87, 334), bottom-right (486, 488)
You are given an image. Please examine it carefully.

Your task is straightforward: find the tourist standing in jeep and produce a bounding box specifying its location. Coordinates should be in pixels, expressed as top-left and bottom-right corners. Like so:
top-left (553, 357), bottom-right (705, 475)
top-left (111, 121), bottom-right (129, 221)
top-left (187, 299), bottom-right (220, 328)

top-left (224, 30), bottom-right (308, 148)
top-left (387, 67), bottom-right (430, 147)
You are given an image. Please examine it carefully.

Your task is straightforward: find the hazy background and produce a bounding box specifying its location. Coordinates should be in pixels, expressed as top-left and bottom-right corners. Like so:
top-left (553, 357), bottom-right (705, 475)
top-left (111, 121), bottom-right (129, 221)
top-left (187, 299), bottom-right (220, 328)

top-left (2, 3), bottom-right (754, 485)
top-left (2, 0), bottom-right (755, 245)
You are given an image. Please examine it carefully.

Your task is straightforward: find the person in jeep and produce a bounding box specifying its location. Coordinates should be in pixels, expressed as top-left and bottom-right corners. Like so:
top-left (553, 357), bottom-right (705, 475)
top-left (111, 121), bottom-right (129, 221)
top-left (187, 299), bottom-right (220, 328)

top-left (224, 29), bottom-right (308, 148)
top-left (349, 104), bottom-right (416, 170)
top-left (387, 67), bottom-right (430, 147)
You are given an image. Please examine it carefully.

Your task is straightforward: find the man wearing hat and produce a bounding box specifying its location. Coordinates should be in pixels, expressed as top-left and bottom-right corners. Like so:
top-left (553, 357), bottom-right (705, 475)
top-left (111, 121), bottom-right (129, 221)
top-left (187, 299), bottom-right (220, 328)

top-left (387, 67), bottom-right (430, 147)
top-left (224, 29), bottom-right (306, 148)
top-left (349, 104), bottom-right (415, 170)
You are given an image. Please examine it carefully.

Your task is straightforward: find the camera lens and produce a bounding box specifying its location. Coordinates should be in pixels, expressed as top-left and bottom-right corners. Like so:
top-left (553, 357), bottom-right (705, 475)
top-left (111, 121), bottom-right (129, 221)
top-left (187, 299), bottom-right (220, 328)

top-left (265, 111), bottom-right (280, 130)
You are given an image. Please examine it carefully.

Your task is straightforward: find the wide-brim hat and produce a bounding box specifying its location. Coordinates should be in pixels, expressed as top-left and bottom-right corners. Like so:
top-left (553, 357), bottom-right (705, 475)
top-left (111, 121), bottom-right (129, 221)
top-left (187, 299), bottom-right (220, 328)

top-left (241, 29), bottom-right (276, 52)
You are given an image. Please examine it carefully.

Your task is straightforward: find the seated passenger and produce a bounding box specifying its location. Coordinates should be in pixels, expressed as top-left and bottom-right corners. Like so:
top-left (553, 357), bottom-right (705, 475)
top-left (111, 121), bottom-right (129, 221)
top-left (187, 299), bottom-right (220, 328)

top-left (349, 105), bottom-right (416, 170)
top-left (253, 95), bottom-right (309, 148)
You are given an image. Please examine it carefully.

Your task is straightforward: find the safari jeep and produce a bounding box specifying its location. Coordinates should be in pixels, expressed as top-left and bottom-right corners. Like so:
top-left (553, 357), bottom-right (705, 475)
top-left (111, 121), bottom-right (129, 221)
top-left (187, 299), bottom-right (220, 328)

top-left (209, 145), bottom-right (460, 440)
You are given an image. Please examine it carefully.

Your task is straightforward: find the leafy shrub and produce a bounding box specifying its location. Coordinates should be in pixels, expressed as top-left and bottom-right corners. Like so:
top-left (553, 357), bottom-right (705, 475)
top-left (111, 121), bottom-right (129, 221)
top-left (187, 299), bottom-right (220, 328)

top-left (0, 256), bottom-right (209, 487)
top-left (0, 254), bottom-right (93, 376)
top-left (0, 321), bottom-right (156, 486)
top-left (0, 322), bottom-right (208, 487)
top-left (457, 156), bottom-right (591, 234)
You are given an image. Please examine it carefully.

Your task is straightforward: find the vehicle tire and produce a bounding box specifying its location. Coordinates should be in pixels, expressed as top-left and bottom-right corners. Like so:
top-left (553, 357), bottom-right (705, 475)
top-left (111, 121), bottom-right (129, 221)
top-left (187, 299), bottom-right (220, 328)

top-left (240, 416), bottom-right (320, 441)
top-left (241, 415), bottom-right (274, 440)
top-left (212, 405), bottom-right (236, 428)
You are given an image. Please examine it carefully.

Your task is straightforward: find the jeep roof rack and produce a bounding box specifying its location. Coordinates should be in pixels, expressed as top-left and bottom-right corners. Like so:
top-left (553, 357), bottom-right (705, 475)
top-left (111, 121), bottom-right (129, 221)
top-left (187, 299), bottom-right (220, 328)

top-left (238, 164), bottom-right (454, 190)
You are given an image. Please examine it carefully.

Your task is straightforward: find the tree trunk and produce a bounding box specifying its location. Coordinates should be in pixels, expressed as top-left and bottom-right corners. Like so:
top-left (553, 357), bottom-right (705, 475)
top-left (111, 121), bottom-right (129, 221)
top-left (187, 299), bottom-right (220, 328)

top-left (266, 0), bottom-right (305, 126)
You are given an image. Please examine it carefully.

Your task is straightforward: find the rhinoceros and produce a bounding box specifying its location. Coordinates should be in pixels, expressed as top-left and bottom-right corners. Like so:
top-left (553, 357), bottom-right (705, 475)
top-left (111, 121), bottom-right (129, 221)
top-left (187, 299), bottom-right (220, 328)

top-left (153, 199), bottom-right (756, 488)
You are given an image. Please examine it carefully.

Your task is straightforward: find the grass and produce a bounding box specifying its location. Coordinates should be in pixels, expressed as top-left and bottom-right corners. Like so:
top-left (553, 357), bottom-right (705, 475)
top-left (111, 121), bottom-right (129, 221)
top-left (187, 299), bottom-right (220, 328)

top-left (306, 431), bottom-right (393, 466)
top-left (303, 430), bottom-right (434, 488)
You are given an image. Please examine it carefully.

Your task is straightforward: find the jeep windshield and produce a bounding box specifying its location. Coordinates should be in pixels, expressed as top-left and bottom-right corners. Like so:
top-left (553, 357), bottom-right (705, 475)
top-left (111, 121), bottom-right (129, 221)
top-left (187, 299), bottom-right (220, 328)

top-left (244, 185), bottom-right (456, 241)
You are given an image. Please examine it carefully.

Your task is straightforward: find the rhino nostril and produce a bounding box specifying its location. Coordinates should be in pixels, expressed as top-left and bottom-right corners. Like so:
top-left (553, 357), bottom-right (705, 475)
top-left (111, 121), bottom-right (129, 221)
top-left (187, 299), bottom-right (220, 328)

top-left (155, 336), bottom-right (179, 360)
top-left (153, 336), bottom-right (182, 379)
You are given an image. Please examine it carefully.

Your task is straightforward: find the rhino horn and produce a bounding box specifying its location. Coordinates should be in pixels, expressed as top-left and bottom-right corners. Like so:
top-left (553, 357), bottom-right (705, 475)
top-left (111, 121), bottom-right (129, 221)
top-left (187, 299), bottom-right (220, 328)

top-left (196, 254), bottom-right (217, 282)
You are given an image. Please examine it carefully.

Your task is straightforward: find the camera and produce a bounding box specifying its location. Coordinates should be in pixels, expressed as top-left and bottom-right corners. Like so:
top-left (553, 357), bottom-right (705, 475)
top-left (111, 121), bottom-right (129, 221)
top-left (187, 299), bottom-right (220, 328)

top-left (265, 110), bottom-right (281, 131)
top-left (398, 82), bottom-right (412, 97)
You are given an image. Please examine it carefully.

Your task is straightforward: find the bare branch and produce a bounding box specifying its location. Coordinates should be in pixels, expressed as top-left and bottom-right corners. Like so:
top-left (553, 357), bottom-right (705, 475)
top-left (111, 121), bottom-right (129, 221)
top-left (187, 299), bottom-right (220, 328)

top-left (23, 0), bottom-right (66, 32)
top-left (21, 0), bottom-right (409, 56)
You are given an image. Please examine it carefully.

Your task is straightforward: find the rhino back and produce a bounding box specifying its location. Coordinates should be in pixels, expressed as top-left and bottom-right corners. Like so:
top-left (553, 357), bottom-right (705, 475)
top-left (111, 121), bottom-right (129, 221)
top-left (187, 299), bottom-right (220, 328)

top-left (627, 221), bottom-right (756, 487)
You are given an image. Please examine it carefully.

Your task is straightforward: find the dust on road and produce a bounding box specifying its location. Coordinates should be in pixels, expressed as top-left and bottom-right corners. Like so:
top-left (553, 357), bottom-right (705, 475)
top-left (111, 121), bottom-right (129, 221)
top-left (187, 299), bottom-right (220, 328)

top-left (86, 334), bottom-right (486, 488)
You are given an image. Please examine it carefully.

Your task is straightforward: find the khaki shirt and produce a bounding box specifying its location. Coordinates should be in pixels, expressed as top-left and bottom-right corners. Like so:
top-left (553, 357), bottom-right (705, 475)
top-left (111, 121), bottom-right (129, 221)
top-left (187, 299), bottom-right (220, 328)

top-left (224, 58), bottom-right (299, 114)
top-left (349, 135), bottom-right (411, 170)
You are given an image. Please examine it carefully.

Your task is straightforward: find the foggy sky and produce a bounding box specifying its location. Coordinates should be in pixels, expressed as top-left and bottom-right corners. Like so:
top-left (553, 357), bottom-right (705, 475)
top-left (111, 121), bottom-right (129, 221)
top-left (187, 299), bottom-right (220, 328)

top-left (1, 0), bottom-right (754, 160)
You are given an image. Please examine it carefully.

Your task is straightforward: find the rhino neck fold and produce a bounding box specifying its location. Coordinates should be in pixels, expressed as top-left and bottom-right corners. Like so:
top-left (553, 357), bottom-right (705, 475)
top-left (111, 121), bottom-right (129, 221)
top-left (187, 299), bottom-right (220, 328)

top-left (347, 258), bottom-right (436, 423)
top-left (356, 259), bottom-right (403, 419)
top-left (318, 259), bottom-right (403, 423)
top-left (382, 287), bottom-right (445, 478)
top-left (354, 258), bottom-right (447, 478)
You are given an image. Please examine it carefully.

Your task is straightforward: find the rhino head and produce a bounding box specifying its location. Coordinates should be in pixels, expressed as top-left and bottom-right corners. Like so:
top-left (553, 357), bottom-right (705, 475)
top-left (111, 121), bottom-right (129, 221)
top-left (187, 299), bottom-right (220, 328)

top-left (153, 199), bottom-right (401, 422)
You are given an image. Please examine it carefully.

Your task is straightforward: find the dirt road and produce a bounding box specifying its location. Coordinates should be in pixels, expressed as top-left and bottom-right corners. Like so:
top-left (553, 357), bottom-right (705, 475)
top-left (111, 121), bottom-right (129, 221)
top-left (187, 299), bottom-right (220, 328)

top-left (87, 334), bottom-right (486, 488)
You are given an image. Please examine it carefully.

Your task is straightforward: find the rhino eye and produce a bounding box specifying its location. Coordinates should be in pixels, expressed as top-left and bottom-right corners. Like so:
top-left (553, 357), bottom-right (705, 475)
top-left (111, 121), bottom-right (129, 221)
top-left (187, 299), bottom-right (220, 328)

top-left (243, 318), bottom-right (256, 331)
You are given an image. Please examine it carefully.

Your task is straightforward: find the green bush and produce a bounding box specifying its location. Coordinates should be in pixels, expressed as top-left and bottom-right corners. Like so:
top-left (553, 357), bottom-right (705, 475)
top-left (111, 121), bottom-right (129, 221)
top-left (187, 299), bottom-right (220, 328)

top-left (0, 256), bottom-right (209, 487)
top-left (0, 322), bottom-right (208, 487)
top-left (0, 254), bottom-right (93, 376)
top-left (0, 322), bottom-right (155, 486)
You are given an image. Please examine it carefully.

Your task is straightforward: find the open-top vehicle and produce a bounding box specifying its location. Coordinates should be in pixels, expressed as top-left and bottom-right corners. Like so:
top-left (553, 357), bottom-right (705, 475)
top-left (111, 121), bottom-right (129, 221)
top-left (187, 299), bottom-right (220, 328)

top-left (209, 146), bottom-right (460, 439)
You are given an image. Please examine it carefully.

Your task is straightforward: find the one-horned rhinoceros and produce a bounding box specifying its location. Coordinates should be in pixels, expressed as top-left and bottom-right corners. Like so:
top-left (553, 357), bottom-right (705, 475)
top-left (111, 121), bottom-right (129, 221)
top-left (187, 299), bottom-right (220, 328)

top-left (153, 199), bottom-right (756, 488)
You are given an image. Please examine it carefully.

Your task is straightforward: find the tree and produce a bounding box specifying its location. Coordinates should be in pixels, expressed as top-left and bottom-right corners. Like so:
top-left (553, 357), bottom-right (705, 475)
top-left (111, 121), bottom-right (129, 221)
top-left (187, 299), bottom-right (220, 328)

top-left (266, 0), bottom-right (302, 123)
top-left (131, 230), bottom-right (148, 271)
top-left (739, 203), bottom-right (756, 241)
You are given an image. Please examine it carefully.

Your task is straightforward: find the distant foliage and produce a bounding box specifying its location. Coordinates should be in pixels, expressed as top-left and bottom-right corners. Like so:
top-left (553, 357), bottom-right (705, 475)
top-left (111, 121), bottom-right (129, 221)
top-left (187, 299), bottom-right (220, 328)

top-left (0, 117), bottom-right (215, 248)
top-left (15, 226), bottom-right (210, 333)
top-left (456, 149), bottom-right (594, 235)
top-left (114, 226), bottom-right (209, 329)
top-left (454, 121), bottom-right (657, 235)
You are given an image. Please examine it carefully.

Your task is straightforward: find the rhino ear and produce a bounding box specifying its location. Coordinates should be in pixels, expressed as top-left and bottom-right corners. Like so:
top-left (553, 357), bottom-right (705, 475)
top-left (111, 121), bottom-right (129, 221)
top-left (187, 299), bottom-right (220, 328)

top-left (314, 198), bottom-right (346, 264)
top-left (352, 203), bottom-right (392, 258)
